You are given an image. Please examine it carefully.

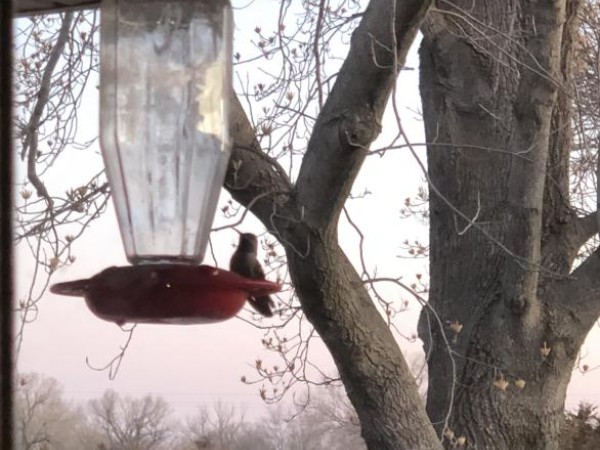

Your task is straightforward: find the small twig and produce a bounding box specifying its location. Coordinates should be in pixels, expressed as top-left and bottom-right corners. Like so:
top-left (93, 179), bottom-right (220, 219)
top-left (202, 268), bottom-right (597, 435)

top-left (453, 191), bottom-right (481, 235)
top-left (85, 324), bottom-right (137, 380)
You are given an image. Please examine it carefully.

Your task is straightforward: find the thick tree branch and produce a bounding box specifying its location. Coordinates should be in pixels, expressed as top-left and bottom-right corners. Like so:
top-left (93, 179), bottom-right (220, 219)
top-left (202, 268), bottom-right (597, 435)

top-left (295, 0), bottom-right (432, 229)
top-left (503, 0), bottom-right (566, 309)
top-left (541, 211), bottom-right (598, 273)
top-left (542, 0), bottom-right (583, 233)
top-left (597, 145), bottom-right (600, 232)
top-left (565, 212), bottom-right (598, 250)
top-left (290, 1), bottom-right (440, 448)
top-left (225, 1), bottom-right (440, 448)
top-left (552, 246), bottom-right (600, 334)
top-left (225, 94), bottom-right (296, 235)
top-left (559, 131), bottom-right (600, 325)
top-left (22, 12), bottom-right (74, 199)
top-left (287, 238), bottom-right (442, 450)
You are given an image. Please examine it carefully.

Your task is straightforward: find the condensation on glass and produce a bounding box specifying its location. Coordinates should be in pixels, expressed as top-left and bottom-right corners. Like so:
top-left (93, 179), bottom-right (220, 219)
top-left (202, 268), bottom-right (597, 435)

top-left (100, 0), bottom-right (232, 264)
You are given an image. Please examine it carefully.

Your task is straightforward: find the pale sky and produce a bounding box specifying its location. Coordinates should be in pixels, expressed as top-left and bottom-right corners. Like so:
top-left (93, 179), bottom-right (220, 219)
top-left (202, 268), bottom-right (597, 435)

top-left (14, 0), bottom-right (600, 423)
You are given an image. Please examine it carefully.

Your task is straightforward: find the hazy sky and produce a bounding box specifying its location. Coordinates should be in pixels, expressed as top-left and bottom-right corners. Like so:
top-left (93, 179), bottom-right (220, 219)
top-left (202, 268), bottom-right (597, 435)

top-left (15, 0), bottom-right (600, 423)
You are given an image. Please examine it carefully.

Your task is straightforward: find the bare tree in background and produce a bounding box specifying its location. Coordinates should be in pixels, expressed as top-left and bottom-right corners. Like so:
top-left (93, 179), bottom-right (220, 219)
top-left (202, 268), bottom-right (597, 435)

top-left (559, 403), bottom-right (600, 449)
top-left (14, 0), bottom-right (600, 448)
top-left (282, 386), bottom-right (365, 450)
top-left (87, 390), bottom-right (174, 450)
top-left (15, 371), bottom-right (600, 449)
top-left (15, 372), bottom-right (86, 450)
top-left (183, 401), bottom-right (246, 450)
top-left (208, 386), bottom-right (367, 450)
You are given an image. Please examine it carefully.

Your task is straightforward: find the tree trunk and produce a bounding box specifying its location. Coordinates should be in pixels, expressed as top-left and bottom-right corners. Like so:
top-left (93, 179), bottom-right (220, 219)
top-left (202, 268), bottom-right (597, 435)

top-left (418, 0), bottom-right (597, 448)
top-left (226, 1), bottom-right (443, 448)
top-left (222, 0), bottom-right (600, 448)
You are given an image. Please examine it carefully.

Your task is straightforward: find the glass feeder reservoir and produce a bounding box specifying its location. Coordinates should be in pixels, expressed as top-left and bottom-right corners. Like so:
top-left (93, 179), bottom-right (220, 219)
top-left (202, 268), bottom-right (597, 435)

top-left (51, 0), bottom-right (281, 325)
top-left (101, 0), bottom-right (232, 264)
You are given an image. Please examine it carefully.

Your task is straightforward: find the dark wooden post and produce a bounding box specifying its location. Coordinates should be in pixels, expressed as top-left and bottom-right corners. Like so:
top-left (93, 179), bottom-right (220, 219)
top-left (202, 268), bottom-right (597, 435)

top-left (0, 0), bottom-right (15, 448)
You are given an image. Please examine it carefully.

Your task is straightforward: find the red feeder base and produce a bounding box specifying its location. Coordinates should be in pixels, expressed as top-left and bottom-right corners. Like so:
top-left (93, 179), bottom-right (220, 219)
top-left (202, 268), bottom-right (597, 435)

top-left (50, 265), bottom-right (281, 325)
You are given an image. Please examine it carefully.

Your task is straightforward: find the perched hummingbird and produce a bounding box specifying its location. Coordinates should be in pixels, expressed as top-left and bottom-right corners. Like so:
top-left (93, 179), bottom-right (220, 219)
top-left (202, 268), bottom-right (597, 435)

top-left (229, 233), bottom-right (275, 317)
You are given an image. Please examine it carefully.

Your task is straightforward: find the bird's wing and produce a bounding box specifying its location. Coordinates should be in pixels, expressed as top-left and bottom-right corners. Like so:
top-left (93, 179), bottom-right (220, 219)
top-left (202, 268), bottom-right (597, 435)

top-left (250, 259), bottom-right (266, 279)
top-left (229, 253), bottom-right (249, 277)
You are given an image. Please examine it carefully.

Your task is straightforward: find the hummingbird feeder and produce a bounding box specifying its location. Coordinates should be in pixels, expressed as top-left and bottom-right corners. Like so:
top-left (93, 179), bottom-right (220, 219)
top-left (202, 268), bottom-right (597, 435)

top-left (51, 0), bottom-right (280, 325)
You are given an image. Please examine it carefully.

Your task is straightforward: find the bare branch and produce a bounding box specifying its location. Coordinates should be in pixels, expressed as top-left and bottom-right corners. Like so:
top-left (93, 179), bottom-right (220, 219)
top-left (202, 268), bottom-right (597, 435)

top-left (295, 0), bottom-right (432, 229)
top-left (85, 325), bottom-right (137, 380)
top-left (22, 12), bottom-right (73, 199)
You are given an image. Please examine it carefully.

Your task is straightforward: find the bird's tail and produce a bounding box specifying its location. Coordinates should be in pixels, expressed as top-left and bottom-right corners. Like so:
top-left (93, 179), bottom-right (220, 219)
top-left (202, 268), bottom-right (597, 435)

top-left (249, 295), bottom-right (275, 317)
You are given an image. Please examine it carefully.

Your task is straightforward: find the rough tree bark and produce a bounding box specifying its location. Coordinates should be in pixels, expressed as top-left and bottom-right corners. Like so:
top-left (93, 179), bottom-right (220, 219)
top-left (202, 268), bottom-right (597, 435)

top-left (419, 0), bottom-right (600, 448)
top-left (223, 0), bottom-right (600, 449)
